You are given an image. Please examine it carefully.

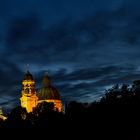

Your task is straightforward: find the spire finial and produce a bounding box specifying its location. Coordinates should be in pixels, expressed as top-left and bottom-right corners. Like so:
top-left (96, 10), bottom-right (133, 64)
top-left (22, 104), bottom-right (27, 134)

top-left (26, 64), bottom-right (30, 73)
top-left (45, 71), bottom-right (48, 75)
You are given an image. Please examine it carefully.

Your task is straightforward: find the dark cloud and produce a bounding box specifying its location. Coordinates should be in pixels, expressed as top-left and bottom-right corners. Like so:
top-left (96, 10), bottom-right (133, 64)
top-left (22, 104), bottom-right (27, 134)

top-left (4, 2), bottom-right (140, 67)
top-left (0, 60), bottom-right (22, 85)
top-left (51, 65), bottom-right (135, 82)
top-left (0, 60), bottom-right (22, 111)
top-left (7, 15), bottom-right (40, 46)
top-left (33, 64), bottom-right (140, 103)
top-left (1, 0), bottom-right (140, 111)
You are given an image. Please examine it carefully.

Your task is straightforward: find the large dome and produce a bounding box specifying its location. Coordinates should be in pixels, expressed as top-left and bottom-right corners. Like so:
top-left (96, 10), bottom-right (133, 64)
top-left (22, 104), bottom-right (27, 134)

top-left (23, 71), bottom-right (33, 80)
top-left (37, 73), bottom-right (60, 100)
top-left (38, 87), bottom-right (60, 100)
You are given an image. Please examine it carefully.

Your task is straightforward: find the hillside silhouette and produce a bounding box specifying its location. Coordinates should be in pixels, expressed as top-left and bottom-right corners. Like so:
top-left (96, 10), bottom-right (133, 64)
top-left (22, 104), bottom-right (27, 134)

top-left (1, 80), bottom-right (140, 139)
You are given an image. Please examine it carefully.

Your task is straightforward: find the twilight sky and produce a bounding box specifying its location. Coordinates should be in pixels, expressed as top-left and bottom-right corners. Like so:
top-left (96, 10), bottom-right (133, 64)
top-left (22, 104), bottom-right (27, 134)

top-left (1, 0), bottom-right (140, 111)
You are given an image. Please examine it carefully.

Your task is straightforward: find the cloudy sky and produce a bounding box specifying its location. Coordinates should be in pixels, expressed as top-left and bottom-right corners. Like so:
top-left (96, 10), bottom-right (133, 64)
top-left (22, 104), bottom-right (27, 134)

top-left (1, 0), bottom-right (140, 111)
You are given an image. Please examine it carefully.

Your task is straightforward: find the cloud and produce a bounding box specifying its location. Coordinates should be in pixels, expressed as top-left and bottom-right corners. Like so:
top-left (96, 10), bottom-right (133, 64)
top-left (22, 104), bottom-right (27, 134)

top-left (0, 60), bottom-right (22, 111)
top-left (7, 15), bottom-right (40, 46)
top-left (4, 1), bottom-right (140, 68)
top-left (34, 64), bottom-right (140, 103)
top-left (1, 0), bottom-right (140, 111)
top-left (50, 65), bottom-right (135, 82)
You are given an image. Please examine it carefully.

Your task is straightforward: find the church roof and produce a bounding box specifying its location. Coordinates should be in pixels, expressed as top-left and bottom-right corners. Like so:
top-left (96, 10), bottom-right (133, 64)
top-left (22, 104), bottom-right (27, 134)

top-left (23, 71), bottom-right (34, 80)
top-left (38, 86), bottom-right (60, 100)
top-left (37, 72), bottom-right (60, 100)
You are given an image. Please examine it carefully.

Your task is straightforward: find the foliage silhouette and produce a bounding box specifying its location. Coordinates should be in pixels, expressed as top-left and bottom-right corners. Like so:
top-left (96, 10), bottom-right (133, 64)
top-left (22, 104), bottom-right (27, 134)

top-left (1, 80), bottom-right (140, 139)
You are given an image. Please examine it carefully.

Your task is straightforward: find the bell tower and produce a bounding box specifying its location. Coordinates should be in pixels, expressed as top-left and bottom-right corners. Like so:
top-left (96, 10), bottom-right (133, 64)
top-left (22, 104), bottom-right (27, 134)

top-left (20, 71), bottom-right (38, 113)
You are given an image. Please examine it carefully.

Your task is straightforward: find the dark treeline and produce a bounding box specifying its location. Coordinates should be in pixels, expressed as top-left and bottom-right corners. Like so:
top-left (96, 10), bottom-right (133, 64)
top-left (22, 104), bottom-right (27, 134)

top-left (1, 80), bottom-right (140, 139)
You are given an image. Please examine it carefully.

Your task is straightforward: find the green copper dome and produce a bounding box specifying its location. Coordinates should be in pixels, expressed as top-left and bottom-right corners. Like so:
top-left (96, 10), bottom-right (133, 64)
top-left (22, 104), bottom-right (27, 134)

top-left (37, 73), bottom-right (60, 100)
top-left (38, 87), bottom-right (60, 100)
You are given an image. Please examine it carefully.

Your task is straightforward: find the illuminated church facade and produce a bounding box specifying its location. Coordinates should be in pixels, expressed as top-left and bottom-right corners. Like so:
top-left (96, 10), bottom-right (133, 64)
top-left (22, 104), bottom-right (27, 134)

top-left (20, 71), bottom-right (62, 113)
top-left (20, 71), bottom-right (38, 113)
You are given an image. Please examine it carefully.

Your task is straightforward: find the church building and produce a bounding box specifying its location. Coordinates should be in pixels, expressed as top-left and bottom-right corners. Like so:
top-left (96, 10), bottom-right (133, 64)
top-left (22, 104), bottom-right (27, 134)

top-left (20, 71), bottom-right (62, 113)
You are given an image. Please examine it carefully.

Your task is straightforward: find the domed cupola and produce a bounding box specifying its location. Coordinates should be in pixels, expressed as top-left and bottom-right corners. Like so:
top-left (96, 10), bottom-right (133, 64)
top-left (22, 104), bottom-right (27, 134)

top-left (38, 72), bottom-right (62, 112)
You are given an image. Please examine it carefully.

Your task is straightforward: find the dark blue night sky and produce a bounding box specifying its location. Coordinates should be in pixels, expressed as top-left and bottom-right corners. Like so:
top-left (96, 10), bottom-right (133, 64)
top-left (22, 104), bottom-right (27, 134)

top-left (1, 0), bottom-right (140, 111)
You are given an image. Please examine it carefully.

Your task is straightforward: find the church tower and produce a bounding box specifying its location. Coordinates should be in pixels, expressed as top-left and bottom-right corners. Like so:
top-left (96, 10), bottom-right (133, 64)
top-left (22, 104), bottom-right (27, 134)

top-left (20, 71), bottom-right (38, 113)
top-left (38, 72), bottom-right (62, 112)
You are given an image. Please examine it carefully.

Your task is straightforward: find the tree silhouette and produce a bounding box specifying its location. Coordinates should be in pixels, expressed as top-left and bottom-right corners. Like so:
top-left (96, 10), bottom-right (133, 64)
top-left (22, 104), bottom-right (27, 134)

top-left (1, 80), bottom-right (140, 139)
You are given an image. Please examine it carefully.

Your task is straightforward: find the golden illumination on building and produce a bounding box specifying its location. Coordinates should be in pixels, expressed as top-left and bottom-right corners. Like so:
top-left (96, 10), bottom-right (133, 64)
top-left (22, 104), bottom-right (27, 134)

top-left (0, 115), bottom-right (7, 121)
top-left (38, 72), bottom-right (62, 112)
top-left (38, 99), bottom-right (62, 112)
top-left (20, 71), bottom-right (38, 113)
top-left (0, 107), bottom-right (7, 121)
top-left (20, 70), bottom-right (62, 113)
